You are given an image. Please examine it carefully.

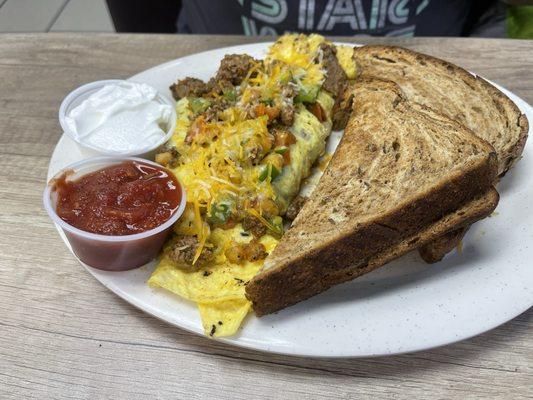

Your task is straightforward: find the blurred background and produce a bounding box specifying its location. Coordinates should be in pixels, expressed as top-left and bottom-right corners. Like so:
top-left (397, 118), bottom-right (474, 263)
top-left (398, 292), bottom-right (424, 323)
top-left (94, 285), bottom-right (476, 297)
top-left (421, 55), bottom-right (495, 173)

top-left (0, 0), bottom-right (114, 33)
top-left (0, 0), bottom-right (531, 38)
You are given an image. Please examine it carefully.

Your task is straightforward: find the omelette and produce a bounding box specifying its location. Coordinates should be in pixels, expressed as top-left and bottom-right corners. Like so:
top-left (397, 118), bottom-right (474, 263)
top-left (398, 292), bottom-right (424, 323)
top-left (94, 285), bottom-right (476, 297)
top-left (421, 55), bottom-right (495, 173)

top-left (149, 34), bottom-right (357, 337)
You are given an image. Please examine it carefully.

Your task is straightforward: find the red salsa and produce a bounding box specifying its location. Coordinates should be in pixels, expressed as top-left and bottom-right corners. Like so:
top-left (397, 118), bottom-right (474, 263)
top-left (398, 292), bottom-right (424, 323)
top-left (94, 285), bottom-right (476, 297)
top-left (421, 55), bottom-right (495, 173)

top-left (54, 161), bottom-right (182, 236)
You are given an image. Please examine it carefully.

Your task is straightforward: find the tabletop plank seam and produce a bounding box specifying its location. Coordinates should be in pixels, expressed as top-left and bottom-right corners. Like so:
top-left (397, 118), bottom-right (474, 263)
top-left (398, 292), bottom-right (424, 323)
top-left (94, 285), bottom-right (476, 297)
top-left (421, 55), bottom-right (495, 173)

top-left (4, 317), bottom-right (524, 380)
top-left (2, 320), bottom-right (404, 381)
top-left (0, 152), bottom-right (51, 158)
top-left (0, 371), bottom-right (61, 390)
top-left (407, 355), bottom-right (519, 373)
top-left (13, 365), bottom-right (114, 392)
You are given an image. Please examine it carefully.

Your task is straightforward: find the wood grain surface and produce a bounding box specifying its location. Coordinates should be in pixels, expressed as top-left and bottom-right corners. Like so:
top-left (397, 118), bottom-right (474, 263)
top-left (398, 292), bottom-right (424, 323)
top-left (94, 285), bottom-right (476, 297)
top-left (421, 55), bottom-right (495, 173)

top-left (0, 33), bottom-right (531, 400)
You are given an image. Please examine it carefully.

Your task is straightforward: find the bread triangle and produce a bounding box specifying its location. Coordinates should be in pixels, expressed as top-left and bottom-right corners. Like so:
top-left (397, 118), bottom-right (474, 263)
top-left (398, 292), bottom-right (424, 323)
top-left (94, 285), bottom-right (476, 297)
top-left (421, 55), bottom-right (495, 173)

top-left (352, 45), bottom-right (528, 263)
top-left (246, 79), bottom-right (498, 316)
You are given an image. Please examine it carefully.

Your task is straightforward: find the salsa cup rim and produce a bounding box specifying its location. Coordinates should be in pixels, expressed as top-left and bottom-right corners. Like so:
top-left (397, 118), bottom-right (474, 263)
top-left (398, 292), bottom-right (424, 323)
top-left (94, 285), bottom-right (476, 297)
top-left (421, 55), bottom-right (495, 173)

top-left (43, 156), bottom-right (186, 242)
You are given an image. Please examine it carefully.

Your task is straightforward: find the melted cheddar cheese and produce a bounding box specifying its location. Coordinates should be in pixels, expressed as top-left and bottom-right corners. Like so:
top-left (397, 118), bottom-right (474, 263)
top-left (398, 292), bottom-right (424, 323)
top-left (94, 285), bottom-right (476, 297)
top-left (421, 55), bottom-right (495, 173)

top-left (149, 34), bottom-right (358, 337)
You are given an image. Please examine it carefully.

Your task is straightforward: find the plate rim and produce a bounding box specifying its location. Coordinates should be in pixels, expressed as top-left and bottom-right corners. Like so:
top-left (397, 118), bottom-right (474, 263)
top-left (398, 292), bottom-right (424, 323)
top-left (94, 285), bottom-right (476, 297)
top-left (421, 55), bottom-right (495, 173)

top-left (47, 41), bottom-right (533, 358)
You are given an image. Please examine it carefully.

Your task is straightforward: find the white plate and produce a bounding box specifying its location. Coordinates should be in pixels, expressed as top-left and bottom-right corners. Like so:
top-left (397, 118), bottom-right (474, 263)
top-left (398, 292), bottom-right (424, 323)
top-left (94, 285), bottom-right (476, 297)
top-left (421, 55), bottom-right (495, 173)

top-left (47, 42), bottom-right (533, 357)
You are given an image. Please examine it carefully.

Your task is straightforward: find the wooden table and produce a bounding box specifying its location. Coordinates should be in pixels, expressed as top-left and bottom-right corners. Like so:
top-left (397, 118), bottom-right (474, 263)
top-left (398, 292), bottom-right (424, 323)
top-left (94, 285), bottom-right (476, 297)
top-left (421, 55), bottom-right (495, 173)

top-left (1, 33), bottom-right (531, 399)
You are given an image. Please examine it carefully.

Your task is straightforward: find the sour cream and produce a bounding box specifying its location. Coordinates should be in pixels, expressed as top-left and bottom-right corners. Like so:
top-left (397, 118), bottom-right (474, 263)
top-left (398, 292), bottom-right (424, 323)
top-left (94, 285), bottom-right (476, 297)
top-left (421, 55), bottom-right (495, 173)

top-left (63, 81), bottom-right (172, 154)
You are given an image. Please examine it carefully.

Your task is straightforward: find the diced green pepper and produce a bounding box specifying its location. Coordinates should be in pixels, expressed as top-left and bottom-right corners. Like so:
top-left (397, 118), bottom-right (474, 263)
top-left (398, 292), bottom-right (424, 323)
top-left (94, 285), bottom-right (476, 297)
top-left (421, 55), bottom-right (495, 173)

top-left (292, 68), bottom-right (306, 80)
top-left (274, 146), bottom-right (288, 154)
top-left (207, 202), bottom-right (232, 225)
top-left (259, 164), bottom-right (281, 182)
top-left (270, 165), bottom-right (281, 180)
top-left (260, 98), bottom-right (274, 106)
top-left (189, 97), bottom-right (211, 115)
top-left (258, 164), bottom-right (271, 182)
top-left (260, 86), bottom-right (275, 104)
top-left (277, 69), bottom-right (292, 84)
top-left (270, 216), bottom-right (284, 238)
top-left (295, 85), bottom-right (320, 103)
top-left (224, 89), bottom-right (237, 102)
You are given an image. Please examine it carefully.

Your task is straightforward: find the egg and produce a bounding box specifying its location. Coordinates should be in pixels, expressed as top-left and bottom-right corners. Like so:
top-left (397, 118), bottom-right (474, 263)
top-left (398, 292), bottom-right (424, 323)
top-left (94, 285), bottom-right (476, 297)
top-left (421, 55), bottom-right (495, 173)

top-left (149, 226), bottom-right (278, 337)
top-left (336, 45), bottom-right (358, 79)
top-left (149, 34), bottom-right (355, 337)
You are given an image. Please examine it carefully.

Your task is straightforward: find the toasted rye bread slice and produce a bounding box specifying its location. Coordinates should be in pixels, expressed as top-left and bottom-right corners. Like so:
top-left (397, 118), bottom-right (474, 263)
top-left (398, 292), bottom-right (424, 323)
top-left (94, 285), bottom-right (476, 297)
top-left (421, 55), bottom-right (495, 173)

top-left (352, 45), bottom-right (528, 176)
top-left (352, 45), bottom-right (528, 263)
top-left (248, 189), bottom-right (498, 316)
top-left (246, 79), bottom-right (498, 316)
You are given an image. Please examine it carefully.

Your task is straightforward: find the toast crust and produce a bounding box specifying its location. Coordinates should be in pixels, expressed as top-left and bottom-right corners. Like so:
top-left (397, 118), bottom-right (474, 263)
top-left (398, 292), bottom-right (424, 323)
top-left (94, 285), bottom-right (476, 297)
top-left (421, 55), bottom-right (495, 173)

top-left (246, 79), bottom-right (498, 316)
top-left (419, 227), bottom-right (468, 263)
top-left (364, 188), bottom-right (498, 274)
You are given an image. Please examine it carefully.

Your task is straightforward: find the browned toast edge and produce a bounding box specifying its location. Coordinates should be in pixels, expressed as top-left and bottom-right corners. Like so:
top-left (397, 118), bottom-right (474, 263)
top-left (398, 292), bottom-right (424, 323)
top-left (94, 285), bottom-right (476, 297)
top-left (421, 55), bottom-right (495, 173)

top-left (246, 77), bottom-right (498, 316)
top-left (419, 227), bottom-right (468, 263)
top-left (247, 187), bottom-right (498, 316)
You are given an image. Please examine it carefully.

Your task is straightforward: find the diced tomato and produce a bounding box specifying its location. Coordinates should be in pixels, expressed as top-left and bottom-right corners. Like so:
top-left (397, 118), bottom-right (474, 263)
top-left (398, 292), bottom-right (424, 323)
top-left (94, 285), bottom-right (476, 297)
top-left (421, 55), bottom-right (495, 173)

top-left (185, 116), bottom-right (207, 144)
top-left (307, 102), bottom-right (326, 122)
top-left (274, 130), bottom-right (296, 147)
top-left (282, 149), bottom-right (291, 166)
top-left (254, 103), bottom-right (280, 122)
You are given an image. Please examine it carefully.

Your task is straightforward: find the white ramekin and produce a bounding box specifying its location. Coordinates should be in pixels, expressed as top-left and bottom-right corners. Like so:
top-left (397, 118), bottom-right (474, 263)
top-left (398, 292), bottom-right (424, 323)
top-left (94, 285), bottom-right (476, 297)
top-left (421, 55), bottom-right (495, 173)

top-left (58, 79), bottom-right (176, 158)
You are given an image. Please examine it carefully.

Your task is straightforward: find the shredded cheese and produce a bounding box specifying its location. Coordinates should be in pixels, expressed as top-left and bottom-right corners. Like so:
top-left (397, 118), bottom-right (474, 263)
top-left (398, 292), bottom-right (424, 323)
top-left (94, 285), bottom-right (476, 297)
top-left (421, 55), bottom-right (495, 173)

top-left (170, 106), bottom-right (278, 260)
top-left (265, 33), bottom-right (327, 87)
top-left (166, 33), bottom-right (355, 264)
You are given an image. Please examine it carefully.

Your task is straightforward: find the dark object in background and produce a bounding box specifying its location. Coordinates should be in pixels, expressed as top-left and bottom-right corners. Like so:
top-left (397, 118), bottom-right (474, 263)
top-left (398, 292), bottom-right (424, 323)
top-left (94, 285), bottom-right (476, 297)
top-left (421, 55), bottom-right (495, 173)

top-left (106, 0), bottom-right (498, 37)
top-left (462, 0), bottom-right (500, 35)
top-left (106, 0), bottom-right (181, 33)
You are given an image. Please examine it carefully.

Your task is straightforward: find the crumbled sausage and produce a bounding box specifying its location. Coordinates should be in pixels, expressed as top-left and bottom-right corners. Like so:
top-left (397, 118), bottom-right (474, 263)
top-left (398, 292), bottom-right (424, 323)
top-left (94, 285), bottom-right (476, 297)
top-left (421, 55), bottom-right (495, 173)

top-left (319, 43), bottom-right (348, 98)
top-left (331, 83), bottom-right (354, 130)
top-left (280, 103), bottom-right (295, 126)
top-left (170, 77), bottom-right (209, 100)
top-left (213, 54), bottom-right (256, 86)
top-left (279, 85), bottom-right (297, 126)
top-left (285, 195), bottom-right (307, 220)
top-left (243, 144), bottom-right (263, 165)
top-left (207, 78), bottom-right (235, 97)
top-left (168, 235), bottom-right (214, 271)
top-left (204, 98), bottom-right (229, 122)
top-left (242, 215), bottom-right (267, 238)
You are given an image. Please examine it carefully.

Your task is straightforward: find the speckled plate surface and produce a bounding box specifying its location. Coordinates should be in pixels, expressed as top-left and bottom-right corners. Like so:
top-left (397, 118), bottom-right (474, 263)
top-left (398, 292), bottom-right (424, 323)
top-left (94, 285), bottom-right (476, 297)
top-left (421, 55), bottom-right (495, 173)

top-left (47, 43), bottom-right (533, 357)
